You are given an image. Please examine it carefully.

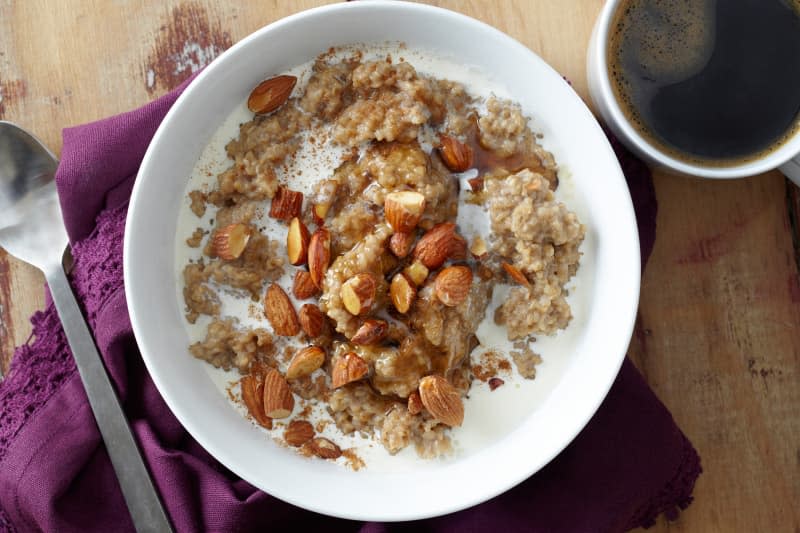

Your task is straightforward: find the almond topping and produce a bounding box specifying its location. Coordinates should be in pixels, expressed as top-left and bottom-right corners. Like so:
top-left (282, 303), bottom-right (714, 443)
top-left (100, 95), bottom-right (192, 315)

top-left (390, 273), bottom-right (416, 314)
top-left (388, 231), bottom-right (415, 258)
top-left (308, 228), bottom-right (331, 289)
top-left (340, 273), bottom-right (376, 316)
top-left (284, 420), bottom-right (315, 447)
top-left (407, 391), bottom-right (424, 415)
top-left (434, 266), bottom-right (473, 307)
top-left (292, 270), bottom-right (319, 299)
top-left (413, 222), bottom-right (465, 269)
top-left (332, 352), bottom-right (369, 388)
top-left (403, 261), bottom-right (429, 286)
top-left (384, 191), bottom-right (426, 233)
top-left (308, 437), bottom-right (342, 459)
top-left (286, 217), bottom-right (310, 266)
top-left (439, 134), bottom-right (473, 172)
top-left (262, 368), bottom-right (294, 419)
top-left (212, 223), bottom-right (251, 260)
top-left (502, 262), bottom-right (530, 287)
top-left (312, 203), bottom-right (329, 226)
top-left (247, 74), bottom-right (297, 114)
top-left (240, 375), bottom-right (272, 429)
top-left (467, 177), bottom-right (484, 192)
top-left (418, 375), bottom-right (464, 427)
top-left (350, 319), bottom-right (388, 345)
top-left (264, 283), bottom-right (300, 336)
top-left (298, 304), bottom-right (325, 338)
top-left (286, 345), bottom-right (326, 380)
top-left (269, 186), bottom-right (303, 220)
top-left (470, 235), bottom-right (488, 259)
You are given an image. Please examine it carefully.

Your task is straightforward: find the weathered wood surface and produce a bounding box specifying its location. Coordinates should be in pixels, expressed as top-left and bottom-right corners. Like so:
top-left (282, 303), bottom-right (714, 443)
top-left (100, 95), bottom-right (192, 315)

top-left (0, 1), bottom-right (797, 530)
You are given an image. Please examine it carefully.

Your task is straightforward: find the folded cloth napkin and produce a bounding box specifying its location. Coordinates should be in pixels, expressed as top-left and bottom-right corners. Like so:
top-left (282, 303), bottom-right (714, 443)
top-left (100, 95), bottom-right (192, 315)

top-left (0, 81), bottom-right (700, 533)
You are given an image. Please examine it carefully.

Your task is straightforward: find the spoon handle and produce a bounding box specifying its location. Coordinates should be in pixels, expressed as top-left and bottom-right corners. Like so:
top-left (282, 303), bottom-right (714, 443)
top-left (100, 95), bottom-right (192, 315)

top-left (46, 265), bottom-right (173, 533)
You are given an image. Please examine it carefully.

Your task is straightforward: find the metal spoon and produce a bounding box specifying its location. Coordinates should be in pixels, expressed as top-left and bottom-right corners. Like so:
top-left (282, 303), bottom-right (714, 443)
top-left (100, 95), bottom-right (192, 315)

top-left (0, 121), bottom-right (173, 533)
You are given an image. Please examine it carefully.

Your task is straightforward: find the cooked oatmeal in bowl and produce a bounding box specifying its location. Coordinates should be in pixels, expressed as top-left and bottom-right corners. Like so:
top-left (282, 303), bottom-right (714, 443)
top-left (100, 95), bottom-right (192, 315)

top-left (178, 47), bottom-right (585, 462)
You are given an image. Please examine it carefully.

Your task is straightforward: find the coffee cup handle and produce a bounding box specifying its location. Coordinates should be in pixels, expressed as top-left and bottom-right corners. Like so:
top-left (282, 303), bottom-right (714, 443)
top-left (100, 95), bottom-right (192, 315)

top-left (779, 157), bottom-right (800, 187)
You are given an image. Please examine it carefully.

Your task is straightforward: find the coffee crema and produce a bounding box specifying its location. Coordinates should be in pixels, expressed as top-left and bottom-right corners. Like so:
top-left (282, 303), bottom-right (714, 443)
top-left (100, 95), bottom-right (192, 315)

top-left (608, 0), bottom-right (800, 166)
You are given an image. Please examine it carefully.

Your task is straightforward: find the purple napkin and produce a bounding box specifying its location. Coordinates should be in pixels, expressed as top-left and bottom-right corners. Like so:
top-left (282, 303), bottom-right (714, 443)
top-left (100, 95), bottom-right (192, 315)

top-left (0, 82), bottom-right (700, 533)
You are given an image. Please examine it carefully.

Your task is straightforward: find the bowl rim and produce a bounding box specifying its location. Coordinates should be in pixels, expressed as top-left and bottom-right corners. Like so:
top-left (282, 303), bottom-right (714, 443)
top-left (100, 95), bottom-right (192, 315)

top-left (124, 0), bottom-right (641, 521)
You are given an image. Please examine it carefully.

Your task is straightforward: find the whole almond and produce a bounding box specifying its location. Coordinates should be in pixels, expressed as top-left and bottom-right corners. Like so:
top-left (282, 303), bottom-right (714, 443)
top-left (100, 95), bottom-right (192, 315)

top-left (212, 223), bottom-right (251, 260)
top-left (403, 260), bottom-right (429, 286)
top-left (418, 375), bottom-right (464, 427)
top-left (286, 217), bottom-right (310, 266)
top-left (264, 283), bottom-right (300, 336)
top-left (332, 352), bottom-right (369, 389)
top-left (340, 273), bottom-right (376, 316)
top-left (284, 420), bottom-right (315, 447)
top-left (308, 228), bottom-right (331, 288)
top-left (248, 74), bottom-right (297, 114)
top-left (292, 270), bottom-right (319, 299)
top-left (407, 391), bottom-right (424, 415)
top-left (434, 266), bottom-right (473, 307)
top-left (439, 134), bottom-right (473, 172)
top-left (286, 345), bottom-right (326, 379)
top-left (269, 186), bottom-right (303, 220)
top-left (413, 222), bottom-right (464, 269)
top-left (390, 273), bottom-right (416, 314)
top-left (384, 191), bottom-right (426, 233)
top-left (350, 319), bottom-right (388, 345)
top-left (262, 368), bottom-right (294, 419)
top-left (502, 262), bottom-right (530, 287)
top-left (298, 304), bottom-right (325, 338)
top-left (308, 437), bottom-right (342, 460)
top-left (240, 375), bottom-right (272, 429)
top-left (388, 231), bottom-right (415, 258)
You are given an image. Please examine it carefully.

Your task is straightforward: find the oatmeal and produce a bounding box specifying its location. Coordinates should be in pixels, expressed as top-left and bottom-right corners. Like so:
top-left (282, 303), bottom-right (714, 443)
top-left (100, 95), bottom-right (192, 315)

top-left (178, 47), bottom-right (585, 464)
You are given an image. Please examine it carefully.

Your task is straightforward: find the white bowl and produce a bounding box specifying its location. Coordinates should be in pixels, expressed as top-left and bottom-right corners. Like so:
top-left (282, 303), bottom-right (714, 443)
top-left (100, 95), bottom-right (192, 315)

top-left (124, 0), bottom-right (640, 521)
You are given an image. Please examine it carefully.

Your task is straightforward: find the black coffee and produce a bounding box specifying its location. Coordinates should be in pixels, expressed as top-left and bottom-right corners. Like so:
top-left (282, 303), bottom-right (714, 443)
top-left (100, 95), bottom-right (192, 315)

top-left (608, 0), bottom-right (800, 165)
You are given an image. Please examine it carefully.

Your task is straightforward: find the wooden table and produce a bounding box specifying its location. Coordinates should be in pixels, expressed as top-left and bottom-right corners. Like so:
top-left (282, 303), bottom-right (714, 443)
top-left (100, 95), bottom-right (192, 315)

top-left (1, 1), bottom-right (797, 531)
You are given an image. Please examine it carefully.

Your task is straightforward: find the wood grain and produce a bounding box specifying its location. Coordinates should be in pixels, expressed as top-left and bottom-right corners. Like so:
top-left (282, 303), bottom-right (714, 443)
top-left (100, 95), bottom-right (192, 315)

top-left (0, 2), bottom-right (797, 531)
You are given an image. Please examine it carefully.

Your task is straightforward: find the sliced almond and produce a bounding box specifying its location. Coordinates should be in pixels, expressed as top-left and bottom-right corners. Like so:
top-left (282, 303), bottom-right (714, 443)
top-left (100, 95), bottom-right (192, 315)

top-left (284, 420), bottom-right (315, 447)
top-left (390, 273), bottom-right (416, 314)
top-left (298, 304), bottom-right (325, 338)
top-left (308, 228), bottom-right (331, 288)
top-left (248, 74), bottom-right (297, 114)
top-left (418, 375), bottom-right (464, 427)
top-left (439, 134), bottom-right (473, 172)
top-left (312, 202), bottom-right (329, 226)
top-left (403, 261), bottom-right (429, 286)
top-left (470, 235), bottom-right (488, 260)
top-left (340, 273), bottom-right (376, 316)
top-left (331, 352), bottom-right (370, 388)
top-left (287, 217), bottom-right (310, 266)
top-left (262, 368), bottom-right (294, 419)
top-left (212, 223), bottom-right (251, 260)
top-left (467, 177), bottom-right (484, 192)
top-left (264, 283), bottom-right (300, 336)
top-left (350, 319), bottom-right (389, 345)
top-left (413, 222), bottom-right (464, 269)
top-left (269, 186), bottom-right (303, 221)
top-left (388, 231), bottom-right (415, 258)
top-left (502, 262), bottom-right (530, 287)
top-left (407, 391), bottom-right (424, 415)
top-left (286, 345), bottom-right (326, 380)
top-left (384, 191), bottom-right (426, 233)
top-left (434, 266), bottom-right (473, 307)
top-left (308, 437), bottom-right (342, 459)
top-left (240, 375), bottom-right (272, 429)
top-left (292, 270), bottom-right (319, 299)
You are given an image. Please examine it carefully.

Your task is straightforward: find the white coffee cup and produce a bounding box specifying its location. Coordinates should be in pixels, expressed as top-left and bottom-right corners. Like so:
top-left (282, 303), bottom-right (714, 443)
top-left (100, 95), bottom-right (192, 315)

top-left (586, 0), bottom-right (800, 186)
